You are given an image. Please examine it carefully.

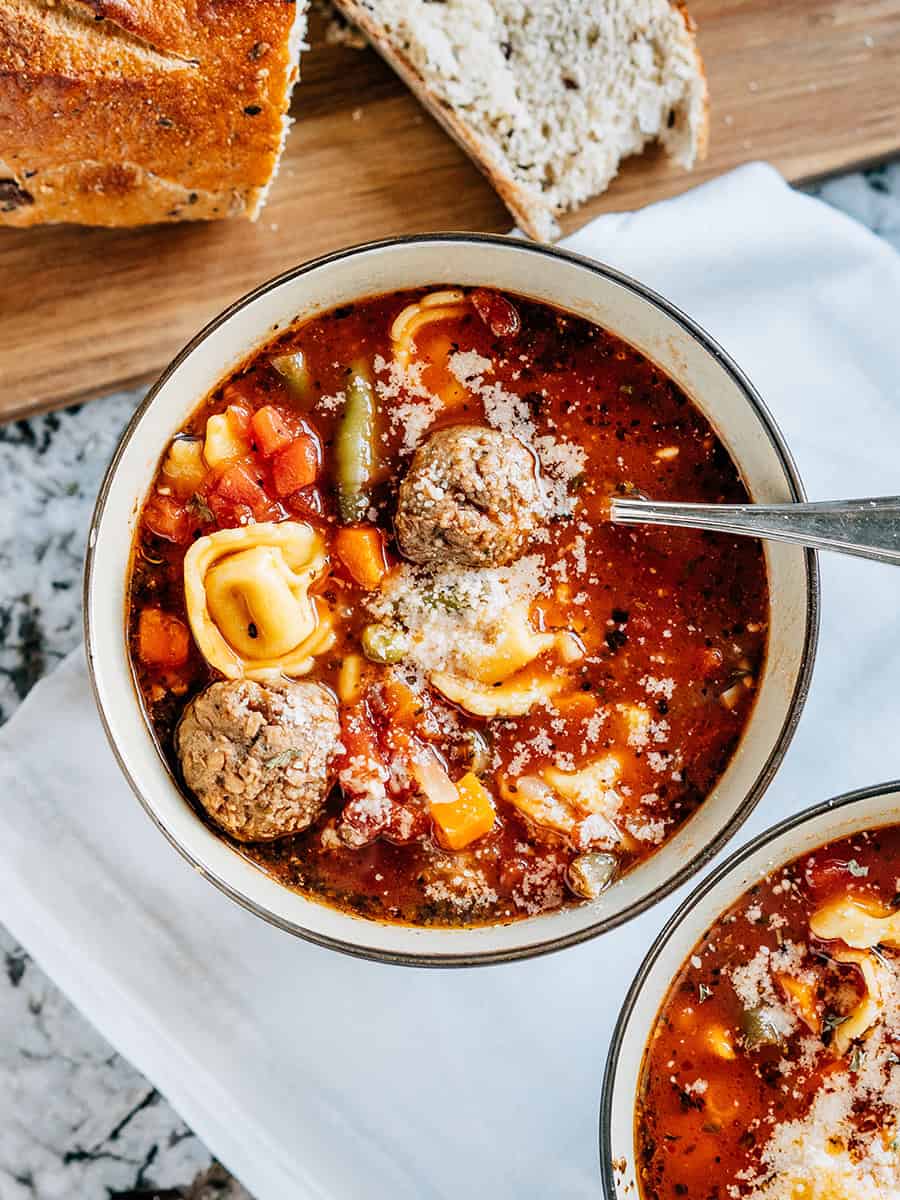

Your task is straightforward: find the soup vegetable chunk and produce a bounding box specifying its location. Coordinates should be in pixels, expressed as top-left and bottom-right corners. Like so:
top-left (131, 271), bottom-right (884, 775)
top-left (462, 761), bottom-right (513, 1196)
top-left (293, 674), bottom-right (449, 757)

top-left (128, 287), bottom-right (767, 927)
top-left (637, 826), bottom-right (900, 1200)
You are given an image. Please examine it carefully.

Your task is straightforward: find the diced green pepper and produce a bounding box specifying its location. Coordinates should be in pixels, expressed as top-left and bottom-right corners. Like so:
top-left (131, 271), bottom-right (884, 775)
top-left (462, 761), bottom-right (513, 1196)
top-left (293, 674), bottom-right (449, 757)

top-left (271, 351), bottom-right (312, 401)
top-left (335, 361), bottom-right (377, 524)
top-left (740, 1006), bottom-right (785, 1051)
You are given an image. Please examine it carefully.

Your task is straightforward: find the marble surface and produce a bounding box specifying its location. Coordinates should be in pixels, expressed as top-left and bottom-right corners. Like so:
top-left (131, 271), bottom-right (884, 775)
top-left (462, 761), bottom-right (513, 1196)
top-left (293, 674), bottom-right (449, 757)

top-left (0, 162), bottom-right (897, 1199)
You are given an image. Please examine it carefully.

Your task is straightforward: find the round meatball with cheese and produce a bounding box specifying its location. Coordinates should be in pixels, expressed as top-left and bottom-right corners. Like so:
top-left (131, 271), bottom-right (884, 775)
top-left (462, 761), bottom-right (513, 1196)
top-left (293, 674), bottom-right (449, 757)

top-left (395, 425), bottom-right (545, 567)
top-left (176, 679), bottom-right (341, 841)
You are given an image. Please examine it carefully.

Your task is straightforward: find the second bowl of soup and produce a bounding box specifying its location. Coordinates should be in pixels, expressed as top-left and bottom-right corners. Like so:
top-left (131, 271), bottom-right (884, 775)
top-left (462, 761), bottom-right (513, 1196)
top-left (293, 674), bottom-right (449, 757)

top-left (85, 235), bottom-right (817, 964)
top-left (602, 783), bottom-right (900, 1199)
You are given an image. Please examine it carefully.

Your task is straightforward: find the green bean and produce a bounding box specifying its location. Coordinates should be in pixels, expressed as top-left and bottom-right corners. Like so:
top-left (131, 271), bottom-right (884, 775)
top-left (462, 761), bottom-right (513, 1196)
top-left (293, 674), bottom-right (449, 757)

top-left (361, 623), bottom-right (408, 665)
top-left (335, 361), bottom-right (377, 524)
top-left (271, 351), bottom-right (312, 401)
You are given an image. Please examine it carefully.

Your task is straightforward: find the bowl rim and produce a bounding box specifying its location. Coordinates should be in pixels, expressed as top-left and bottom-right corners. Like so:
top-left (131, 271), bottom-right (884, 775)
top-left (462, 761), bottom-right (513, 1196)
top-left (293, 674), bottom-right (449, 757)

top-left (83, 231), bottom-right (821, 967)
top-left (596, 778), bottom-right (900, 1198)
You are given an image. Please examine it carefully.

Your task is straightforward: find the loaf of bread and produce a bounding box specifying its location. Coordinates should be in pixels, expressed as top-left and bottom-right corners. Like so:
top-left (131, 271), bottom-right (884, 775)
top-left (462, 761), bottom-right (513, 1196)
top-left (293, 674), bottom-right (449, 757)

top-left (330, 0), bottom-right (709, 240)
top-left (0, 0), bottom-right (308, 227)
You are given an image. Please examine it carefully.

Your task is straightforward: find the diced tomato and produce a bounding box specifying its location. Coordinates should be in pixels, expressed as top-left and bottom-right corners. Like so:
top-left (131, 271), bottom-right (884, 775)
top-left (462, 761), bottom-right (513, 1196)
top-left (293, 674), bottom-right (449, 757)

top-left (338, 700), bottom-right (382, 766)
top-left (335, 701), bottom-right (392, 845)
top-left (471, 288), bottom-right (521, 338)
top-left (272, 434), bottom-right (320, 497)
top-left (384, 802), bottom-right (429, 844)
top-left (137, 608), bottom-right (190, 669)
top-left (143, 492), bottom-right (191, 543)
top-left (333, 525), bottom-right (388, 590)
top-left (209, 459), bottom-right (274, 523)
top-left (286, 485), bottom-right (324, 519)
top-left (251, 405), bottom-right (294, 457)
top-left (207, 494), bottom-right (255, 527)
top-left (214, 460), bottom-right (267, 506)
top-left (222, 375), bottom-right (261, 411)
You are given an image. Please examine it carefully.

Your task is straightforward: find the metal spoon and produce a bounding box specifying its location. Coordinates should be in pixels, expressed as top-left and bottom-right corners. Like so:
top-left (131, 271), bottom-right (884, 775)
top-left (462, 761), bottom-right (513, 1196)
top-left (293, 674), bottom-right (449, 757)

top-left (610, 495), bottom-right (900, 566)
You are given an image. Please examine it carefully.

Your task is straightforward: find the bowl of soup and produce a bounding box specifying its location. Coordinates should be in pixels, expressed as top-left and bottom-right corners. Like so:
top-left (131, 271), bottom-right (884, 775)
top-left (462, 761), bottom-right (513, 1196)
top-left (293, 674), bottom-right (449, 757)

top-left (600, 782), bottom-right (900, 1199)
top-left (85, 234), bottom-right (818, 964)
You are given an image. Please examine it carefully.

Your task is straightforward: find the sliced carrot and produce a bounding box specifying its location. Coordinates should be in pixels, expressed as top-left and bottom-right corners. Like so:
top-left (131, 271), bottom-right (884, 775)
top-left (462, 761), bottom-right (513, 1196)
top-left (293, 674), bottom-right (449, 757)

top-left (382, 674), bottom-right (420, 723)
top-left (333, 525), bottom-right (388, 590)
top-left (431, 772), bottom-right (496, 850)
top-left (221, 374), bottom-right (259, 411)
top-left (137, 608), bottom-right (190, 669)
top-left (251, 405), bottom-right (294, 458)
top-left (776, 973), bottom-right (821, 1034)
top-left (272, 434), bottom-right (320, 497)
top-left (144, 492), bottom-right (191, 543)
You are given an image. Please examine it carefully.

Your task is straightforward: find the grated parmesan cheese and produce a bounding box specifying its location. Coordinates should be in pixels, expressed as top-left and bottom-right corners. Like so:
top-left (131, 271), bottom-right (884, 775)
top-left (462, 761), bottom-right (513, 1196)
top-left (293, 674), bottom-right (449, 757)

top-left (366, 555), bottom-right (549, 679)
top-left (447, 350), bottom-right (586, 516)
top-left (738, 933), bottom-right (900, 1200)
top-left (640, 674), bottom-right (676, 700)
top-left (373, 353), bottom-right (444, 453)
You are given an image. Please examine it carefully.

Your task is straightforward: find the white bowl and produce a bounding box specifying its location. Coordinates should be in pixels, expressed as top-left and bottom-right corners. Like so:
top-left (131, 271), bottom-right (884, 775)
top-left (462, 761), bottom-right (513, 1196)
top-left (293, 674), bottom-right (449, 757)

top-left (84, 234), bottom-right (819, 966)
top-left (599, 781), bottom-right (900, 1198)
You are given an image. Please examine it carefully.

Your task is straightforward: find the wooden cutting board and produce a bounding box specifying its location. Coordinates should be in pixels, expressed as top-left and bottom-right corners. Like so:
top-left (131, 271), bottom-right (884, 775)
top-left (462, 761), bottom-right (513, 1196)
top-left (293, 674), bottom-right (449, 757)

top-left (2, 0), bottom-right (899, 422)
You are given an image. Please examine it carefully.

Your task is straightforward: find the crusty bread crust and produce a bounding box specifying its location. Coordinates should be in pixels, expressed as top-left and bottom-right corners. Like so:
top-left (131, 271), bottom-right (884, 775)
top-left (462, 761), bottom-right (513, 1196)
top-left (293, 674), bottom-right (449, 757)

top-left (0, 0), bottom-right (306, 228)
top-left (331, 0), bottom-right (550, 238)
top-left (672, 0), bottom-right (711, 161)
top-left (332, 0), bottom-right (709, 241)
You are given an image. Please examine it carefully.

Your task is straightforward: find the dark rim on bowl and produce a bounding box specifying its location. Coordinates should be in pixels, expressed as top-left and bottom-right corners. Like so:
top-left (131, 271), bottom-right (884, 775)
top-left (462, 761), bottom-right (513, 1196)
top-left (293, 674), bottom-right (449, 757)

top-left (83, 233), bottom-right (821, 967)
top-left (597, 779), bottom-right (900, 1198)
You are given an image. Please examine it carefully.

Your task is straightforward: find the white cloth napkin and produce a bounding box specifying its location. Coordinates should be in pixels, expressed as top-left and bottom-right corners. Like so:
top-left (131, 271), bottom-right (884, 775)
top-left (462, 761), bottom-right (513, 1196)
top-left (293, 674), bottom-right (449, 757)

top-left (3, 162), bottom-right (900, 1200)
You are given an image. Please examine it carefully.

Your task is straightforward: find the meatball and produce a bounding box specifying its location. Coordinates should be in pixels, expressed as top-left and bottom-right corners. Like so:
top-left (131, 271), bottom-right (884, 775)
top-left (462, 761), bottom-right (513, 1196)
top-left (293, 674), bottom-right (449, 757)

top-left (395, 425), bottom-right (544, 567)
top-left (176, 679), bottom-right (341, 842)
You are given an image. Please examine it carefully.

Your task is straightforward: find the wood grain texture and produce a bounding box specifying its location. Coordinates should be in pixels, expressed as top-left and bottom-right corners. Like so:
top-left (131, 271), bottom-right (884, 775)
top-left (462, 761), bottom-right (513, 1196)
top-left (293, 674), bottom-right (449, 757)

top-left (2, 0), bottom-right (899, 422)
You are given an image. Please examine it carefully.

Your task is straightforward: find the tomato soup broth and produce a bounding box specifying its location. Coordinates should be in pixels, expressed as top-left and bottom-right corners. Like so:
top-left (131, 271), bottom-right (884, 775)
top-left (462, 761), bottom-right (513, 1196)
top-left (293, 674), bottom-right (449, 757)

top-left (637, 826), bottom-right (900, 1200)
top-left (128, 287), bottom-right (767, 927)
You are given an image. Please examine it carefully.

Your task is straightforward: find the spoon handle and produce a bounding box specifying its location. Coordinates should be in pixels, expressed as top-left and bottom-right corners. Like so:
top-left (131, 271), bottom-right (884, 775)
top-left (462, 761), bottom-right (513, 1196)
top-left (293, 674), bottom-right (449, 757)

top-left (610, 496), bottom-right (900, 566)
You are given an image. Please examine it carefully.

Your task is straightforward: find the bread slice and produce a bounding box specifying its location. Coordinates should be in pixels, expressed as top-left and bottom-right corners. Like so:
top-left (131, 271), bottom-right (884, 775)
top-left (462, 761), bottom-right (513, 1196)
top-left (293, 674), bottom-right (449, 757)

top-left (0, 0), bottom-right (308, 227)
top-left (330, 0), bottom-right (708, 240)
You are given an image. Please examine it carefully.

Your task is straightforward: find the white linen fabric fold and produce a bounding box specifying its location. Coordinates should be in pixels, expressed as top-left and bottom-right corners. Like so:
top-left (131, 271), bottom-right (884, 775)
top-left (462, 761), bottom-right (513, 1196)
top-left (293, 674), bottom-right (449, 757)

top-left (3, 162), bottom-right (900, 1200)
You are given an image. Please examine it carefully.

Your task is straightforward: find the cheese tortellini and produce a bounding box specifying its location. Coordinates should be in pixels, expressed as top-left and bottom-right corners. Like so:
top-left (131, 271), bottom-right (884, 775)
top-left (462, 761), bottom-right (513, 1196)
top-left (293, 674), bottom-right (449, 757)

top-left (828, 948), bottom-right (885, 1057)
top-left (432, 672), bottom-right (563, 719)
top-left (809, 896), bottom-right (897, 1056)
top-left (367, 562), bottom-right (572, 719)
top-left (810, 895), bottom-right (900, 949)
top-left (391, 290), bottom-right (469, 368)
top-left (429, 600), bottom-right (562, 717)
top-left (459, 601), bottom-right (555, 685)
top-left (184, 521), bottom-right (334, 681)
